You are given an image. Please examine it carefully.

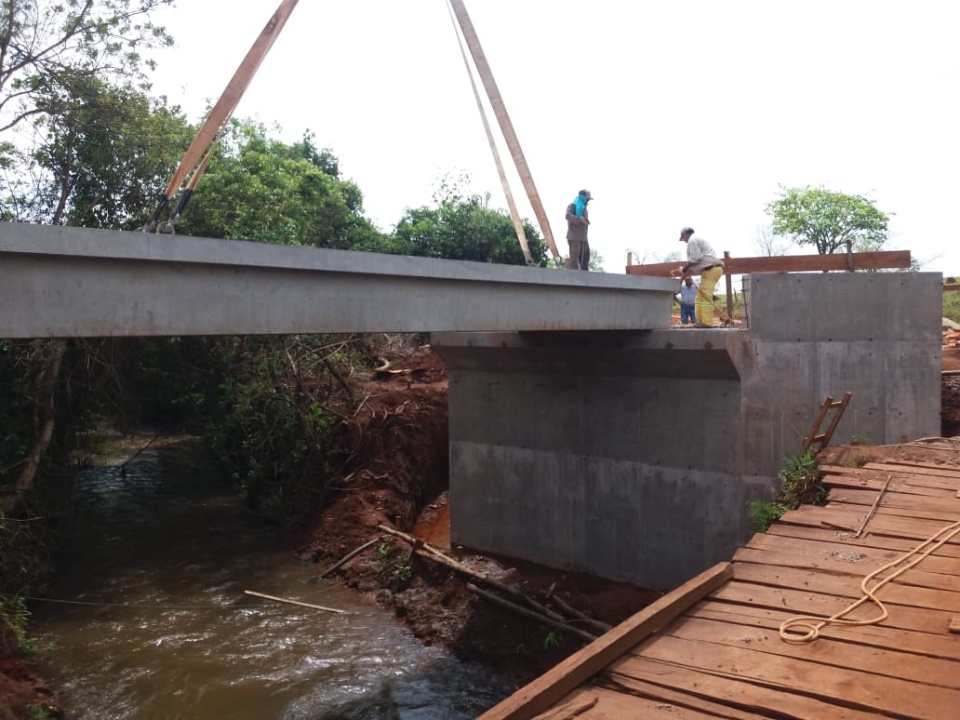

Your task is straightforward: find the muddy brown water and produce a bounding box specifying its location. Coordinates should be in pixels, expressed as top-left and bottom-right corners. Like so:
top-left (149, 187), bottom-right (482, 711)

top-left (32, 435), bottom-right (508, 719)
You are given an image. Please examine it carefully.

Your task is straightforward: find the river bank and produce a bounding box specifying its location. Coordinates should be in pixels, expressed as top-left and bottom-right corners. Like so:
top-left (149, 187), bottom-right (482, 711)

top-left (2, 344), bottom-right (660, 718)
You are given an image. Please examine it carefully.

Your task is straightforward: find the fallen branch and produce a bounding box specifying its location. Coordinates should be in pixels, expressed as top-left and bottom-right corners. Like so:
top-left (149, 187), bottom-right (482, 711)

top-left (244, 590), bottom-right (345, 614)
top-left (549, 593), bottom-right (612, 635)
top-left (318, 537), bottom-right (381, 579)
top-left (466, 583), bottom-right (597, 643)
top-left (377, 524), bottom-right (565, 622)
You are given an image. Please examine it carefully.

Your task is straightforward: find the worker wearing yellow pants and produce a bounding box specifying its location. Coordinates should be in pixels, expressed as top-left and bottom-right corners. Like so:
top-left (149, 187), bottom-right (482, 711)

top-left (695, 265), bottom-right (723, 327)
top-left (678, 227), bottom-right (724, 328)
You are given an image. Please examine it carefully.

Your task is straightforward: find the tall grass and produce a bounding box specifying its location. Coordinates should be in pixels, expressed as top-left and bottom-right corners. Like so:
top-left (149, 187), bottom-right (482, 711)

top-left (943, 291), bottom-right (960, 323)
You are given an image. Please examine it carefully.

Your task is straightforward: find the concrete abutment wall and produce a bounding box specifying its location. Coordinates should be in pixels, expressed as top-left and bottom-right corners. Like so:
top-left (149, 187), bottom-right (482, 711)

top-left (433, 272), bottom-right (942, 588)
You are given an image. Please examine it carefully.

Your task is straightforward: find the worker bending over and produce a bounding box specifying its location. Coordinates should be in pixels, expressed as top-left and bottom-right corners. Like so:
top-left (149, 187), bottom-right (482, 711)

top-left (678, 227), bottom-right (723, 328)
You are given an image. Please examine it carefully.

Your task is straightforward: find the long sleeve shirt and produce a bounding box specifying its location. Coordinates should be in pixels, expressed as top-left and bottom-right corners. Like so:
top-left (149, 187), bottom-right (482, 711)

top-left (685, 236), bottom-right (723, 272)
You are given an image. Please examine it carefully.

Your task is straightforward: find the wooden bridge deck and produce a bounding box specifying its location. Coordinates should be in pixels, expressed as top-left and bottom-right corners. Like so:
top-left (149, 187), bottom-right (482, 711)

top-left (479, 452), bottom-right (960, 720)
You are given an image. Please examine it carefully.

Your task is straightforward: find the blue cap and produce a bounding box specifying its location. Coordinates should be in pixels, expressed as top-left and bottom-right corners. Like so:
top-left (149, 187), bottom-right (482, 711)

top-left (681, 227), bottom-right (694, 234)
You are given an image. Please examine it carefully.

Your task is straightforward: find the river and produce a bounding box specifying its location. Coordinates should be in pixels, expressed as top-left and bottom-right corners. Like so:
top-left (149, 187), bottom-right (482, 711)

top-left (32, 435), bottom-right (508, 719)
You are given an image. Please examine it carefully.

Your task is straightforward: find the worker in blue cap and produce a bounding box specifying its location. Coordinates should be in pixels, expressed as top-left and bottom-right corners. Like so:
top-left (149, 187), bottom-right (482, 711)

top-left (564, 190), bottom-right (593, 270)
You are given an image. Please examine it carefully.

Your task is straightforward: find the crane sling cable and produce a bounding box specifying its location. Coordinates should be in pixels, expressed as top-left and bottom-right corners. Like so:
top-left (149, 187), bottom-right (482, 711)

top-left (142, 0), bottom-right (301, 233)
top-left (444, 0), bottom-right (533, 266)
top-left (780, 515), bottom-right (960, 644)
top-left (447, 0), bottom-right (560, 261)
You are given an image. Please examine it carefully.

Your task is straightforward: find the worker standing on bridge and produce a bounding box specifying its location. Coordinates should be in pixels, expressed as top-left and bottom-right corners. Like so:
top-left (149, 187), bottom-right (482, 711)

top-left (564, 190), bottom-right (592, 270)
top-left (678, 227), bottom-right (723, 327)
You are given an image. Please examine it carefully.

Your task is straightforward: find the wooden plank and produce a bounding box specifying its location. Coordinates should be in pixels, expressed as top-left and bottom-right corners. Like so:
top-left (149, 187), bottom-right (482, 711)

top-left (820, 469), bottom-right (955, 498)
top-left (732, 546), bottom-right (960, 592)
top-left (839, 502), bottom-right (960, 524)
top-left (826, 486), bottom-right (960, 515)
top-left (777, 505), bottom-right (960, 544)
top-left (733, 561), bottom-right (960, 613)
top-left (531, 691), bottom-right (598, 720)
top-left (690, 600), bottom-right (960, 661)
top-left (821, 464), bottom-right (960, 492)
top-left (745, 531), bottom-right (960, 577)
top-left (654, 615), bottom-right (960, 689)
top-left (864, 462), bottom-right (960, 479)
top-left (595, 676), bottom-right (767, 720)
top-left (765, 522), bottom-right (960, 558)
top-left (624, 250), bottom-right (911, 277)
top-left (476, 562), bottom-right (733, 720)
top-left (619, 634), bottom-right (960, 719)
top-left (549, 686), bottom-right (727, 719)
top-left (865, 458), bottom-right (960, 472)
top-left (610, 656), bottom-right (898, 720)
top-left (712, 580), bottom-right (958, 635)
top-left (607, 658), bottom-right (882, 720)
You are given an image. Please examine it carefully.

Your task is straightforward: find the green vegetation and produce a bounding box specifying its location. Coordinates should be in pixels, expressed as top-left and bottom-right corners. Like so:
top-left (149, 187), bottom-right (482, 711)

top-left (24, 705), bottom-right (54, 720)
top-left (766, 186), bottom-right (889, 255)
top-left (944, 291), bottom-right (960, 324)
top-left (375, 541), bottom-right (413, 590)
top-left (748, 451), bottom-right (824, 532)
top-left (0, 596), bottom-right (38, 658)
top-left (542, 630), bottom-right (562, 651)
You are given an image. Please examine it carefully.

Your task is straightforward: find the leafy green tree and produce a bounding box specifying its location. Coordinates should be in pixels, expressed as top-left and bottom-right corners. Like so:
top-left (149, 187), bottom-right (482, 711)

top-left (176, 120), bottom-right (386, 250)
top-left (393, 192), bottom-right (548, 266)
top-left (0, 0), bottom-right (173, 135)
top-left (766, 186), bottom-right (890, 255)
top-left (3, 73), bottom-right (191, 226)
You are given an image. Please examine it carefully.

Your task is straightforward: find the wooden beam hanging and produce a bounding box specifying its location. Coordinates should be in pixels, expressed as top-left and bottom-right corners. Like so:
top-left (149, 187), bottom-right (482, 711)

top-left (625, 250), bottom-right (912, 278)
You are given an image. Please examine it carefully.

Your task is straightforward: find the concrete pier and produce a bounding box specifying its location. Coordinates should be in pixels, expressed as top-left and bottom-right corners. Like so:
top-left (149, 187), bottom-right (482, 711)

top-left (433, 271), bottom-right (942, 588)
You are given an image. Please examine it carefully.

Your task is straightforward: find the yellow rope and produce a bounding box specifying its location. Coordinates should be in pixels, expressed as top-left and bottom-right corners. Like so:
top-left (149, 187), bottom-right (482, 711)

top-left (780, 517), bottom-right (960, 643)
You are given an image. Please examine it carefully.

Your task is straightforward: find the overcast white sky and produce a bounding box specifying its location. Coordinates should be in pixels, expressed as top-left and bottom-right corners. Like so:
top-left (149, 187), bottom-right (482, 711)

top-left (148, 1), bottom-right (959, 273)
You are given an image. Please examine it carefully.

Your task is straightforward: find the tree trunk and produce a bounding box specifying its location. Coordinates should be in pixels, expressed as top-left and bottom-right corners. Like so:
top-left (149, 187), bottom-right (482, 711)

top-left (1, 340), bottom-right (66, 515)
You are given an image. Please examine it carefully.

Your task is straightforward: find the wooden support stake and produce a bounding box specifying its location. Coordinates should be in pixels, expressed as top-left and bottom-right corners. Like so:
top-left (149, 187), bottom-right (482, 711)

top-left (318, 536), bottom-right (380, 579)
top-left (549, 593), bottom-right (612, 635)
top-left (466, 583), bottom-right (598, 644)
top-left (244, 590), bottom-right (345, 614)
top-left (854, 475), bottom-right (892, 538)
top-left (724, 251), bottom-right (734, 324)
top-left (377, 523), bottom-right (565, 623)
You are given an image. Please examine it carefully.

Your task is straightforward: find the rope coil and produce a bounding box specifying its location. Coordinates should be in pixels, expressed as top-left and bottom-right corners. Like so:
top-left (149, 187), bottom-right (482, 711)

top-left (780, 517), bottom-right (960, 643)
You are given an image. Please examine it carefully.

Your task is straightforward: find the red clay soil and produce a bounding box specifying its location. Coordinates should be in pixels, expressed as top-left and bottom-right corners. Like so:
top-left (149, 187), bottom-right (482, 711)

top-left (0, 627), bottom-right (61, 720)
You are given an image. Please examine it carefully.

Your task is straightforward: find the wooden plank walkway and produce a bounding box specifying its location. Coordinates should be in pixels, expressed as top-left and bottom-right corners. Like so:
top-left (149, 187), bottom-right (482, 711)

top-left (479, 454), bottom-right (960, 720)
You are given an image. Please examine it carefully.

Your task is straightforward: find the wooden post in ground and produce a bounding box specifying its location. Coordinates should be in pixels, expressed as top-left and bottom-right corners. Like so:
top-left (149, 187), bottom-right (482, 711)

top-left (724, 251), bottom-right (733, 324)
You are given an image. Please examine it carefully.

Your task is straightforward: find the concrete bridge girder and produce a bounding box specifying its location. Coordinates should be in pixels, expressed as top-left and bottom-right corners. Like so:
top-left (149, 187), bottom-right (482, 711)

top-left (0, 223), bottom-right (677, 338)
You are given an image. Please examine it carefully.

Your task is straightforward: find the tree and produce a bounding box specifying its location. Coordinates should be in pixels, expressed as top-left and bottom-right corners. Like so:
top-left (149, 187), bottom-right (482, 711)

top-left (176, 120), bottom-right (386, 250)
top-left (0, 0), bottom-right (173, 135)
top-left (393, 192), bottom-right (548, 266)
top-left (3, 73), bottom-right (191, 226)
top-left (766, 186), bottom-right (889, 255)
top-left (754, 225), bottom-right (791, 257)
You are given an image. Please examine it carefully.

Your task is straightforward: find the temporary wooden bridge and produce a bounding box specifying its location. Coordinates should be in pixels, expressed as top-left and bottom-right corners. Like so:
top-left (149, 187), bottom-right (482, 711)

top-left (480, 444), bottom-right (960, 720)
